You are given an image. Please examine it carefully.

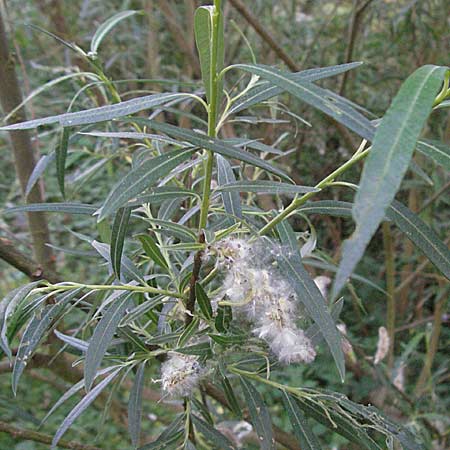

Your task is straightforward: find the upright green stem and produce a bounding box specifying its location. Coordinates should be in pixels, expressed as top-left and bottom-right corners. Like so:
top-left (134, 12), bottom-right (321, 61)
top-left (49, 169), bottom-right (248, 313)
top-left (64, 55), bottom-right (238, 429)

top-left (198, 0), bottom-right (221, 231)
top-left (258, 146), bottom-right (371, 236)
top-left (186, 1), bottom-right (222, 326)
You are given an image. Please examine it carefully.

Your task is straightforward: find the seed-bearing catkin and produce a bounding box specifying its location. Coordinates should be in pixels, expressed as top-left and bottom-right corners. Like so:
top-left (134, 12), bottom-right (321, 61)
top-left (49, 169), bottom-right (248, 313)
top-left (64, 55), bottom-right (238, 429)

top-left (211, 237), bottom-right (316, 365)
top-left (160, 353), bottom-right (204, 397)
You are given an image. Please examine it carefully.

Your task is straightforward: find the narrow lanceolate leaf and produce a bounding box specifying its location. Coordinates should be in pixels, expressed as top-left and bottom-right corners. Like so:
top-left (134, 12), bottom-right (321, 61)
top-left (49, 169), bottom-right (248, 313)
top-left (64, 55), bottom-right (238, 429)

top-left (25, 152), bottom-right (56, 196)
top-left (137, 234), bottom-right (169, 270)
top-left (92, 240), bottom-right (146, 284)
top-left (0, 282), bottom-right (39, 359)
top-left (194, 5), bottom-right (224, 105)
top-left (416, 139), bottom-right (450, 171)
top-left (195, 6), bottom-right (213, 103)
top-left (111, 207), bottom-right (132, 279)
top-left (6, 202), bottom-right (97, 215)
top-left (128, 362), bottom-right (146, 448)
top-left (334, 65), bottom-right (448, 298)
top-left (282, 391), bottom-right (322, 450)
top-left (41, 366), bottom-right (118, 425)
top-left (97, 148), bottom-right (194, 220)
top-left (56, 127), bottom-right (70, 198)
top-left (12, 290), bottom-right (80, 394)
top-left (90, 10), bottom-right (139, 55)
top-left (218, 180), bottom-right (319, 195)
top-left (300, 200), bottom-right (450, 282)
top-left (127, 186), bottom-right (198, 207)
top-left (195, 283), bottom-right (213, 320)
top-left (389, 200), bottom-right (450, 280)
top-left (52, 367), bottom-right (122, 449)
top-left (229, 62), bottom-right (363, 115)
top-left (217, 155), bottom-right (242, 219)
top-left (232, 64), bottom-right (375, 141)
top-left (277, 221), bottom-right (345, 381)
top-left (191, 415), bottom-right (235, 450)
top-left (145, 218), bottom-right (196, 242)
top-left (0, 92), bottom-right (191, 130)
top-left (126, 119), bottom-right (291, 181)
top-left (139, 415), bottom-right (184, 449)
top-left (239, 376), bottom-right (275, 450)
top-left (84, 292), bottom-right (133, 391)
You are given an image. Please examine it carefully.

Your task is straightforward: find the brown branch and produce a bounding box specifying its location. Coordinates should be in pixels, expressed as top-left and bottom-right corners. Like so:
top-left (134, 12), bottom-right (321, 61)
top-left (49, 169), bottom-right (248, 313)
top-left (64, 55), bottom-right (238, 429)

top-left (0, 11), bottom-right (55, 274)
top-left (0, 236), bottom-right (59, 283)
top-left (185, 232), bottom-right (206, 326)
top-left (339, 0), bottom-right (375, 96)
top-left (203, 381), bottom-right (301, 450)
top-left (228, 0), bottom-right (299, 72)
top-left (0, 420), bottom-right (101, 450)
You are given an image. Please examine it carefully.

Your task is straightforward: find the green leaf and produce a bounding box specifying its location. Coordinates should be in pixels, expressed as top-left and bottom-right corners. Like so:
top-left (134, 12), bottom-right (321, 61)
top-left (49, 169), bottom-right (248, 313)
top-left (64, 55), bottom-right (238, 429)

top-left (177, 317), bottom-right (199, 348)
top-left (92, 240), bottom-right (146, 284)
top-left (122, 295), bottom-right (163, 326)
top-left (111, 207), bottom-right (132, 279)
top-left (137, 234), bottom-right (169, 271)
top-left (84, 292), bottom-right (133, 391)
top-left (218, 180), bottom-right (319, 195)
top-left (139, 415), bottom-right (184, 449)
top-left (221, 376), bottom-right (242, 417)
top-left (79, 130), bottom-right (192, 147)
top-left (277, 221), bottom-right (345, 381)
top-left (0, 92), bottom-right (192, 130)
top-left (224, 138), bottom-right (284, 155)
top-left (25, 152), bottom-right (56, 196)
top-left (215, 305), bottom-right (232, 332)
top-left (229, 62), bottom-right (363, 115)
top-left (52, 367), bottom-right (123, 449)
top-left (194, 5), bottom-right (224, 105)
top-left (90, 10), bottom-right (139, 55)
top-left (389, 200), bottom-right (450, 280)
top-left (12, 290), bottom-right (81, 394)
top-left (128, 362), bottom-right (146, 448)
top-left (293, 395), bottom-right (381, 450)
top-left (145, 218), bottom-right (196, 242)
top-left (191, 415), bottom-right (235, 450)
top-left (56, 127), bottom-right (70, 198)
top-left (195, 283), bottom-right (213, 320)
top-left (282, 391), bottom-right (322, 449)
top-left (217, 155), bottom-right (242, 219)
top-left (334, 65), bottom-right (448, 298)
top-left (209, 333), bottom-right (246, 345)
top-left (6, 202), bottom-right (97, 215)
top-left (127, 186), bottom-right (198, 207)
top-left (416, 139), bottom-right (450, 170)
top-left (98, 148), bottom-right (194, 220)
top-left (300, 199), bottom-right (450, 283)
top-left (231, 64), bottom-right (375, 141)
top-left (124, 119), bottom-right (291, 181)
top-left (239, 376), bottom-right (275, 450)
top-left (175, 342), bottom-right (212, 357)
top-left (41, 366), bottom-right (118, 425)
top-left (195, 6), bottom-right (213, 103)
top-left (0, 282), bottom-right (39, 359)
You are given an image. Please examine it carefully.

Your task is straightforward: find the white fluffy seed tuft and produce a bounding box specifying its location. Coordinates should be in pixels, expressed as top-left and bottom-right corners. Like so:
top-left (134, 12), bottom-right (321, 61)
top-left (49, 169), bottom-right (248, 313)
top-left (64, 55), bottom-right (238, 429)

top-left (212, 237), bottom-right (317, 365)
top-left (160, 353), bottom-right (204, 397)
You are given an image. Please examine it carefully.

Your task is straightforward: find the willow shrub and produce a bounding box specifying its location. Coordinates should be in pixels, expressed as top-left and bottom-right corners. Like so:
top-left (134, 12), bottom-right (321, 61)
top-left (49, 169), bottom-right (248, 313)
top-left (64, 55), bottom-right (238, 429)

top-left (1, 1), bottom-right (449, 449)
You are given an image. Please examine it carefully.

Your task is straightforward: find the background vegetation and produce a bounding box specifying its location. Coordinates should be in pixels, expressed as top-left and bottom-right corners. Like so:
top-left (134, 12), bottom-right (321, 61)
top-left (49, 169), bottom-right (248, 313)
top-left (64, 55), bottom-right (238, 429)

top-left (0, 0), bottom-right (449, 449)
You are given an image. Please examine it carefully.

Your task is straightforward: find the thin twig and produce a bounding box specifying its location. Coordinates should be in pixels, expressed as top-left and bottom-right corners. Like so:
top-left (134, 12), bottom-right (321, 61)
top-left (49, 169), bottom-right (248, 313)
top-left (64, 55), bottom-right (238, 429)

top-left (0, 236), bottom-right (59, 283)
top-left (0, 420), bottom-right (101, 450)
